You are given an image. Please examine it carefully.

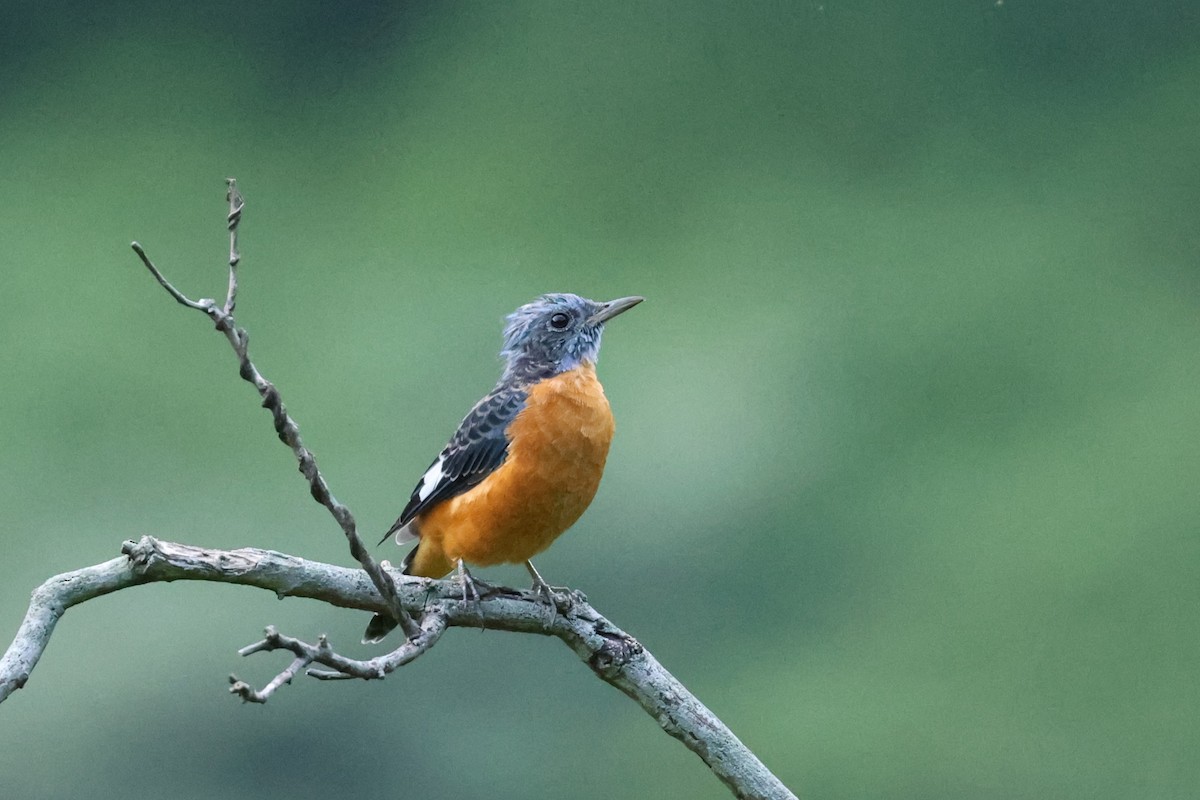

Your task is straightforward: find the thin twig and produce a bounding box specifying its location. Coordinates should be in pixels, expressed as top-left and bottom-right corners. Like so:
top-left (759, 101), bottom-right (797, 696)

top-left (229, 654), bottom-right (311, 703)
top-left (0, 537), bottom-right (796, 799)
top-left (230, 614), bottom-right (448, 702)
top-left (128, 182), bottom-right (416, 639)
top-left (224, 177), bottom-right (243, 315)
top-left (130, 243), bottom-right (209, 311)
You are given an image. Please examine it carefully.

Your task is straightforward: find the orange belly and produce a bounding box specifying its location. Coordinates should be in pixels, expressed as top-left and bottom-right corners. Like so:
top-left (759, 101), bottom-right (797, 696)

top-left (407, 362), bottom-right (615, 577)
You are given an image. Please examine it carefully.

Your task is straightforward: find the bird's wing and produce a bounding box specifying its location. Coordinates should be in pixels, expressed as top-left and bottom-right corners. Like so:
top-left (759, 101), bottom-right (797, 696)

top-left (380, 386), bottom-right (527, 544)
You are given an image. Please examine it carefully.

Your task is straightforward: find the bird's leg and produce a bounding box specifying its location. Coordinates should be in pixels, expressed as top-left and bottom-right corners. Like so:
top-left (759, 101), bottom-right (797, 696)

top-left (524, 559), bottom-right (552, 598)
top-left (451, 561), bottom-right (487, 628)
top-left (454, 558), bottom-right (487, 602)
top-left (524, 560), bottom-right (568, 625)
top-left (453, 561), bottom-right (506, 633)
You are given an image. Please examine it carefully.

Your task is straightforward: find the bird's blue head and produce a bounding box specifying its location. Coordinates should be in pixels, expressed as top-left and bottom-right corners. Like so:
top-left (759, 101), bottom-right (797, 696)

top-left (499, 293), bottom-right (643, 383)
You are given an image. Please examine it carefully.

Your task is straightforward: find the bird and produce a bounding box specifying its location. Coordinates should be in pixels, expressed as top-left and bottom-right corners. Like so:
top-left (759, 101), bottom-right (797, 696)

top-left (363, 292), bottom-right (643, 643)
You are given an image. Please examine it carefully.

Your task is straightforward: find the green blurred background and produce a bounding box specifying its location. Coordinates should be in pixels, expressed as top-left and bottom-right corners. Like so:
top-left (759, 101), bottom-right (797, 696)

top-left (2, 2), bottom-right (1198, 797)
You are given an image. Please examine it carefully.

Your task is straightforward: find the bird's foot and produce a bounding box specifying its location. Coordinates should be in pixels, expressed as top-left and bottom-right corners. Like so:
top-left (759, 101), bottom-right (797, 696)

top-left (454, 559), bottom-right (493, 629)
top-left (524, 560), bottom-right (571, 627)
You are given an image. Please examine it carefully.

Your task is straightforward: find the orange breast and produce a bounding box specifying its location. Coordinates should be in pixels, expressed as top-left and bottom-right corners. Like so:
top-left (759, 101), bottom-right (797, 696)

top-left (411, 362), bottom-right (615, 575)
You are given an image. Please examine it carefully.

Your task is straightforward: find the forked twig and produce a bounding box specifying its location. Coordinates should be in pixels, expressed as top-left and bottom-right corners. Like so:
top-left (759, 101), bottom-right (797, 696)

top-left (229, 615), bottom-right (448, 703)
top-left (129, 179), bottom-right (416, 639)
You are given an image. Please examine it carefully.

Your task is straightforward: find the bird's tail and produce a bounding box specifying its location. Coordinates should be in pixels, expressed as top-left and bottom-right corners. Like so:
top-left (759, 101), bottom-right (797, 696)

top-left (361, 540), bottom-right (454, 644)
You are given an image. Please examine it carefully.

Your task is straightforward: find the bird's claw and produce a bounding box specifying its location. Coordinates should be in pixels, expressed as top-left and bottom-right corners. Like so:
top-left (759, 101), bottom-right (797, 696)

top-left (525, 561), bottom-right (571, 627)
top-left (458, 573), bottom-right (479, 603)
top-left (454, 559), bottom-right (492, 629)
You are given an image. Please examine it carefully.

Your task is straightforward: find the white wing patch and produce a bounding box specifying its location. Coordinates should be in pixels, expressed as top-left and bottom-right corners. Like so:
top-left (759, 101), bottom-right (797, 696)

top-left (416, 457), bottom-right (445, 502)
top-left (392, 521), bottom-right (418, 545)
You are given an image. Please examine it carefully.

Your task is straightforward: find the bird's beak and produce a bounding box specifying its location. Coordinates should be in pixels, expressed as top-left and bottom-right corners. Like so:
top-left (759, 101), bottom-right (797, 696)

top-left (588, 295), bottom-right (644, 325)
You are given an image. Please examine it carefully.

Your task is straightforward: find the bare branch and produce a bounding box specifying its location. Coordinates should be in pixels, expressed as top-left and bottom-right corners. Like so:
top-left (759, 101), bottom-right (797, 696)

top-left (229, 654), bottom-right (311, 703)
top-left (0, 537), bottom-right (795, 799)
top-left (128, 182), bottom-right (416, 639)
top-left (130, 242), bottom-right (209, 311)
top-left (42, 182), bottom-right (801, 797)
top-left (229, 613), bottom-right (448, 702)
top-left (223, 177), bottom-right (243, 315)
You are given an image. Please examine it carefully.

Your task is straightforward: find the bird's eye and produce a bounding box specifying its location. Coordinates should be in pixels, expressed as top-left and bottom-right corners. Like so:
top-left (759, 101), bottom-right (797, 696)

top-left (549, 313), bottom-right (571, 330)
